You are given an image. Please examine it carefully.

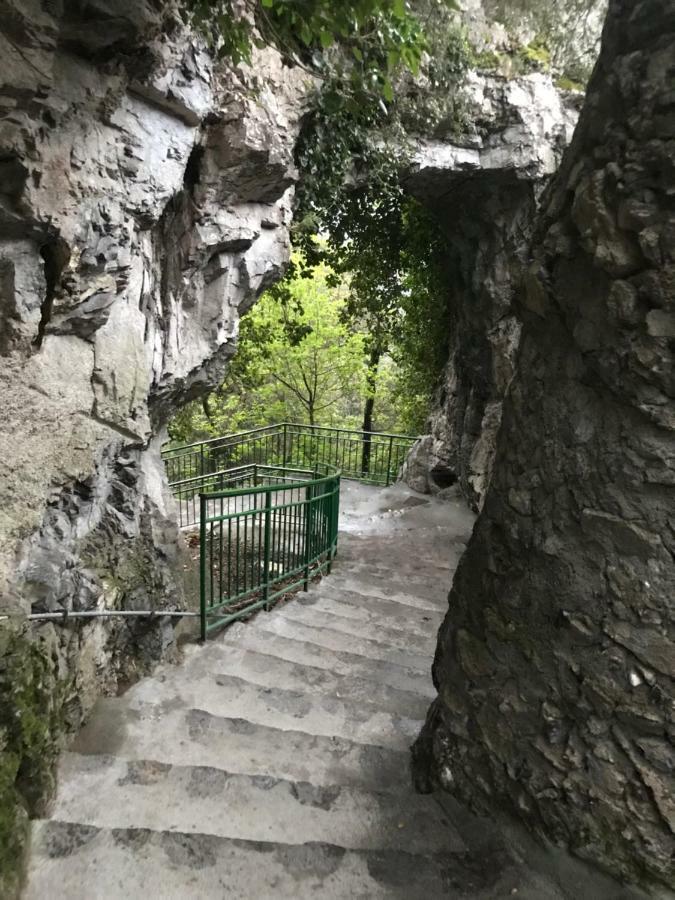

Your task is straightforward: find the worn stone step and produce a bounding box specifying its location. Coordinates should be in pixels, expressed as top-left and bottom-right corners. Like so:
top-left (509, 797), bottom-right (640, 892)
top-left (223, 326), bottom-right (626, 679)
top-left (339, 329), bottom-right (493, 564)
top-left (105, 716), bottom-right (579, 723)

top-left (273, 599), bottom-right (437, 654)
top-left (184, 642), bottom-right (430, 721)
top-left (125, 668), bottom-right (422, 751)
top-left (336, 544), bottom-right (456, 581)
top-left (318, 576), bottom-right (446, 611)
top-left (50, 753), bottom-right (466, 856)
top-left (337, 542), bottom-right (456, 570)
top-left (26, 820), bottom-right (517, 900)
top-left (336, 572), bottom-right (448, 605)
top-left (256, 613), bottom-right (432, 672)
top-left (309, 585), bottom-right (446, 630)
top-left (73, 701), bottom-right (409, 793)
top-left (218, 624), bottom-right (436, 698)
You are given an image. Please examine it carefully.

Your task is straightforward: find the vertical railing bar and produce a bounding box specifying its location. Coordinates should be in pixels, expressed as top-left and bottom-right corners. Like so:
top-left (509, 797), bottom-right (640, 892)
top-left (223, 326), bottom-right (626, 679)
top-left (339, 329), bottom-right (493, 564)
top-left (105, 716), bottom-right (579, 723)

top-left (263, 491), bottom-right (272, 610)
top-left (199, 493), bottom-right (207, 641)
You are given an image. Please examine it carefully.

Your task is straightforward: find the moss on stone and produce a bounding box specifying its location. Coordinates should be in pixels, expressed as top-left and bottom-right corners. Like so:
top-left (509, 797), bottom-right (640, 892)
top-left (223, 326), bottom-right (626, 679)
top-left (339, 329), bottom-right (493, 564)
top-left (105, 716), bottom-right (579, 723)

top-left (555, 75), bottom-right (585, 92)
top-left (0, 625), bottom-right (67, 898)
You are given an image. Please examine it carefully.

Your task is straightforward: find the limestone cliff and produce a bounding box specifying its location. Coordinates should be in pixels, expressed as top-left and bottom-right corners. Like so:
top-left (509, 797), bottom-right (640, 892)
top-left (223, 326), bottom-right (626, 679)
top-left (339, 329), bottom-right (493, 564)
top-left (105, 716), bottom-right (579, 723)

top-left (413, 0), bottom-right (675, 888)
top-left (0, 2), bottom-right (305, 891)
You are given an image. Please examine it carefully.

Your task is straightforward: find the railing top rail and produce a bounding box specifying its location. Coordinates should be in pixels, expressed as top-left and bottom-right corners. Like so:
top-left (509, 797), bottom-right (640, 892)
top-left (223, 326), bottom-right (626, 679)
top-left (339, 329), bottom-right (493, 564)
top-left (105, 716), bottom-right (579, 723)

top-left (162, 422), bottom-right (421, 458)
top-left (162, 423), bottom-right (282, 456)
top-left (200, 463), bottom-right (341, 502)
top-left (281, 423), bottom-right (422, 440)
top-left (168, 463), bottom-right (316, 489)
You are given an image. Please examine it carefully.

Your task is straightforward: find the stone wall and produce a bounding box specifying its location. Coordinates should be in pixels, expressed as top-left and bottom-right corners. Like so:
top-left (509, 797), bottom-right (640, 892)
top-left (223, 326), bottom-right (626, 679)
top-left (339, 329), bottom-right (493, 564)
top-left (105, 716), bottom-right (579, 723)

top-left (413, 0), bottom-right (675, 888)
top-left (0, 2), bottom-right (305, 892)
top-left (403, 73), bottom-right (578, 509)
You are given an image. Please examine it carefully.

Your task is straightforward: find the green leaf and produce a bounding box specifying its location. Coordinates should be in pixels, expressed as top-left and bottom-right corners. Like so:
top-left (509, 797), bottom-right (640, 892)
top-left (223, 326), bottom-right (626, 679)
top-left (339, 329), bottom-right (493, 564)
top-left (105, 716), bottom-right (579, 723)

top-left (382, 78), bottom-right (394, 102)
top-left (393, 0), bottom-right (406, 16)
top-left (319, 30), bottom-right (333, 48)
top-left (261, 0), bottom-right (274, 7)
top-left (352, 46), bottom-right (363, 61)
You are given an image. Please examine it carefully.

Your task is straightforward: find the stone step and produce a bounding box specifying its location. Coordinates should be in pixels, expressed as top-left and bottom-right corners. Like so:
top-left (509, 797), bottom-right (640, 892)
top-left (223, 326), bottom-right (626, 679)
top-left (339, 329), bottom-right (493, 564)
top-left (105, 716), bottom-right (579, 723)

top-left (184, 642), bottom-right (430, 721)
top-left (336, 538), bottom-right (456, 579)
top-left (125, 669), bottom-right (422, 751)
top-left (50, 753), bottom-right (466, 856)
top-left (335, 553), bottom-right (456, 578)
top-left (217, 624), bottom-right (436, 699)
top-left (273, 598), bottom-right (437, 654)
top-left (72, 701), bottom-right (409, 793)
top-left (337, 572), bottom-right (448, 604)
top-left (318, 576), bottom-right (446, 611)
top-left (27, 820), bottom-right (508, 900)
top-left (309, 585), bottom-right (446, 630)
top-left (256, 613), bottom-right (432, 672)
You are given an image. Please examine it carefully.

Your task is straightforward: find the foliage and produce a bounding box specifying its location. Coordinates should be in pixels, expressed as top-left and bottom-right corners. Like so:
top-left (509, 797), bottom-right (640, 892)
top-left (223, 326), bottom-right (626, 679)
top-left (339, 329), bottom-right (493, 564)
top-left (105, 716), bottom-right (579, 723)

top-left (170, 263), bottom-right (368, 440)
top-left (180, 1), bottom-right (469, 436)
top-left (183, 0), bottom-right (429, 85)
top-left (167, 255), bottom-right (434, 443)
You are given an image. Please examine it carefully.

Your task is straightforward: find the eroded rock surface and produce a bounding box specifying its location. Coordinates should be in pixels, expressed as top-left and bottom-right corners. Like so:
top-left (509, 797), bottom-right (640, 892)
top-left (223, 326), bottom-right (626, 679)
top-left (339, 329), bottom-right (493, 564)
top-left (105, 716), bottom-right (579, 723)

top-left (0, 2), bottom-right (305, 890)
top-left (403, 73), bottom-right (578, 509)
top-left (414, 0), bottom-right (675, 888)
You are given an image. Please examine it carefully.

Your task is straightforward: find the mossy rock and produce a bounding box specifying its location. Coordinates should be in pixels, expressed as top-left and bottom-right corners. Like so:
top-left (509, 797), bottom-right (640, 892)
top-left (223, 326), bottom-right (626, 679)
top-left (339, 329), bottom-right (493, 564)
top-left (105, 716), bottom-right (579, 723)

top-left (0, 624), bottom-right (68, 897)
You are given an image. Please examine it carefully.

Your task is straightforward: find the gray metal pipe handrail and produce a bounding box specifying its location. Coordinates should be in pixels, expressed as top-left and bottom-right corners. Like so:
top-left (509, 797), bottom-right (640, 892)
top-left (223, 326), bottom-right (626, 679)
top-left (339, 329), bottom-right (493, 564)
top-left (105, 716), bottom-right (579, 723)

top-left (0, 609), bottom-right (200, 623)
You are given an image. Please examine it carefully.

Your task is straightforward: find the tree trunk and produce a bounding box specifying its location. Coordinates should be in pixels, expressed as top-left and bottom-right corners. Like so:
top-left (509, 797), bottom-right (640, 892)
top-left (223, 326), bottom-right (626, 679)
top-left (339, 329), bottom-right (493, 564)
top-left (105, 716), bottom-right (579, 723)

top-left (413, 0), bottom-right (675, 889)
top-left (361, 345), bottom-right (382, 477)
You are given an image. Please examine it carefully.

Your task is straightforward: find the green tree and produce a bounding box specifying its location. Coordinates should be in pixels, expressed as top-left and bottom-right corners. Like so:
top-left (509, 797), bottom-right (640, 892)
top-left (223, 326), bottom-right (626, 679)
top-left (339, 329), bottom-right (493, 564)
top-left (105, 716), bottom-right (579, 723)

top-left (169, 262), bottom-right (368, 442)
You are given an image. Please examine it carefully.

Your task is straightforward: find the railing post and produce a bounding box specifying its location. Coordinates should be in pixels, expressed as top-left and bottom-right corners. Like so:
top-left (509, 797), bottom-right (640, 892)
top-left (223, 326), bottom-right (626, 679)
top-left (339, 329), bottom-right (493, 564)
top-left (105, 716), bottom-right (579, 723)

top-left (262, 491), bottom-right (272, 610)
top-left (385, 435), bottom-right (394, 486)
top-left (282, 424), bottom-right (288, 465)
top-left (199, 493), bottom-right (207, 642)
top-left (303, 481), bottom-right (313, 590)
top-left (327, 477), bottom-right (337, 574)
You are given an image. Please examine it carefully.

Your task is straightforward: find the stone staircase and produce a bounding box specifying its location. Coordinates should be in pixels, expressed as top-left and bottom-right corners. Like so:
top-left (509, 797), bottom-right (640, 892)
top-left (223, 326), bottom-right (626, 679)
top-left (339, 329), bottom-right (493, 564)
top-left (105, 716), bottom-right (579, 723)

top-left (23, 483), bottom-right (642, 899)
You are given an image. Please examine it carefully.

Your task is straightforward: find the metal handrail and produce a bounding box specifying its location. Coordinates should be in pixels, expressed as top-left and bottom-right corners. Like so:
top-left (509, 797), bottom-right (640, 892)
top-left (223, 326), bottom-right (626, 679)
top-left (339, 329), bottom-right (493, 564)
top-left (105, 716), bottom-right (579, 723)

top-left (162, 423), bottom-right (418, 506)
top-left (162, 422), bottom-right (420, 456)
top-left (198, 461), bottom-right (340, 639)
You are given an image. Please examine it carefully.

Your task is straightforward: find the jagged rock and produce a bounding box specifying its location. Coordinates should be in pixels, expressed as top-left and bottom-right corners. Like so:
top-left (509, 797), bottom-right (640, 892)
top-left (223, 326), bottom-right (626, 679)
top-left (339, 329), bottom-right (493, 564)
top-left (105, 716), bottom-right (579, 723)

top-left (402, 72), bottom-right (578, 509)
top-left (0, 2), bottom-right (305, 891)
top-left (413, 0), bottom-right (675, 889)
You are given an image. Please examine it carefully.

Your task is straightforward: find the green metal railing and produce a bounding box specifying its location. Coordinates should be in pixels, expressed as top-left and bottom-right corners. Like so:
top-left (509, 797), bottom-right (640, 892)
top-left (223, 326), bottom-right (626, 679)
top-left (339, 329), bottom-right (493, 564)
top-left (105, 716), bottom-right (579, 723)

top-left (197, 463), bottom-right (340, 639)
top-left (162, 423), bottom-right (417, 638)
top-left (163, 422), bottom-right (418, 527)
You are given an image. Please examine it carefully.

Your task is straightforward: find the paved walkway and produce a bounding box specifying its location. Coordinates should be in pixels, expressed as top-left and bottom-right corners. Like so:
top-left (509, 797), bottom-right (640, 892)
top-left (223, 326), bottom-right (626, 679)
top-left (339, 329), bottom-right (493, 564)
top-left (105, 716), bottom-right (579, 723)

top-left (24, 483), bottom-right (643, 898)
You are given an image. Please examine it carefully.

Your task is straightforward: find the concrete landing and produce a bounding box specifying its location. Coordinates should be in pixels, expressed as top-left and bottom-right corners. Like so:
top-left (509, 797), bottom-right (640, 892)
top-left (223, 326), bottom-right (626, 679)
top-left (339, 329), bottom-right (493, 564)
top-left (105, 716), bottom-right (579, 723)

top-left (24, 483), bottom-right (646, 899)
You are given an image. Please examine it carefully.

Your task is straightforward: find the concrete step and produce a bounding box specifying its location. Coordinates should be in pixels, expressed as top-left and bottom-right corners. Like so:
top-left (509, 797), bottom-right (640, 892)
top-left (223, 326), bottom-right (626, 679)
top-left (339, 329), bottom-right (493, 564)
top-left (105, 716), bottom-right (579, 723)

top-left (336, 572), bottom-right (448, 605)
top-left (125, 668), bottom-right (422, 751)
top-left (218, 624), bottom-right (436, 698)
top-left (317, 577), bottom-right (446, 612)
top-left (184, 642), bottom-right (430, 721)
top-left (310, 585), bottom-right (446, 630)
top-left (72, 701), bottom-right (409, 793)
top-left (50, 752), bottom-right (466, 856)
top-left (256, 612), bottom-right (432, 672)
top-left (273, 598), bottom-right (437, 654)
top-left (27, 820), bottom-right (516, 900)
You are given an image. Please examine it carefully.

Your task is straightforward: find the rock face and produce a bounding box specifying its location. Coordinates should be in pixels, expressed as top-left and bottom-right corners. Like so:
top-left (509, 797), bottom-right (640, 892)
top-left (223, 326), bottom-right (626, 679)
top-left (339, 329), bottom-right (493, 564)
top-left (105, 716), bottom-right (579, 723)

top-left (403, 73), bottom-right (578, 509)
top-left (413, 0), bottom-right (675, 889)
top-left (0, 2), bottom-right (304, 892)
